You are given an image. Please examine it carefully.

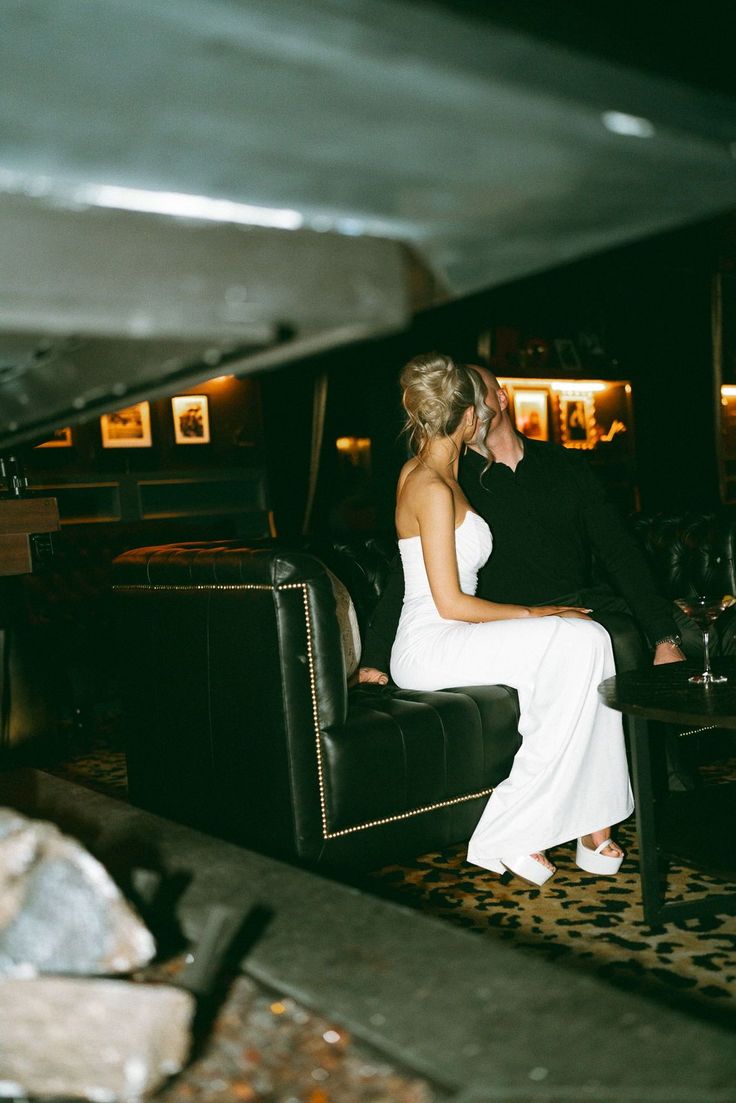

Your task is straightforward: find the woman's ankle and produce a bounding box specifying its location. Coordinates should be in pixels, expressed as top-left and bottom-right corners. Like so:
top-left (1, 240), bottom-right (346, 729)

top-left (586, 830), bottom-right (621, 856)
top-left (531, 851), bottom-right (556, 871)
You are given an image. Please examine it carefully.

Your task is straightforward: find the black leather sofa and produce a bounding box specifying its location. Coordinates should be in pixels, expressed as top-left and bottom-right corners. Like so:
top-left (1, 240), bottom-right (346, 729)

top-left (112, 512), bottom-right (736, 872)
top-left (113, 539), bottom-right (521, 871)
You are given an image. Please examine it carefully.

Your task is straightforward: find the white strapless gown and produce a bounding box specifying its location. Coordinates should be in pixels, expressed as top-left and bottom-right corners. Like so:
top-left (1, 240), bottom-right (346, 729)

top-left (390, 511), bottom-right (634, 872)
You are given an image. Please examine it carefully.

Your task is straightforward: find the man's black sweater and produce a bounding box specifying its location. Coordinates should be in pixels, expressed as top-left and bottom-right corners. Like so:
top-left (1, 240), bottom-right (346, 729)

top-left (362, 439), bottom-right (677, 671)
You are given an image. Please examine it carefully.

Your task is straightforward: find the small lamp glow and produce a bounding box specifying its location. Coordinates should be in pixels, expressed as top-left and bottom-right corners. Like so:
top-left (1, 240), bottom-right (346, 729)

top-left (336, 436), bottom-right (371, 468)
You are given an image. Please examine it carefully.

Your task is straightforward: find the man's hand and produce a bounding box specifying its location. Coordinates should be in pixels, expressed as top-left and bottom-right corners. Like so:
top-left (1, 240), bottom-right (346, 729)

top-left (653, 641), bottom-right (686, 665)
top-left (358, 666), bottom-right (389, 685)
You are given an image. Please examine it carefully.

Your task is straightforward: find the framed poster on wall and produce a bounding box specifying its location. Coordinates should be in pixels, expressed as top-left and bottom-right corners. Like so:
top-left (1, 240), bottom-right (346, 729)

top-left (171, 395), bottom-right (210, 444)
top-left (100, 402), bottom-right (152, 448)
top-left (512, 390), bottom-right (549, 441)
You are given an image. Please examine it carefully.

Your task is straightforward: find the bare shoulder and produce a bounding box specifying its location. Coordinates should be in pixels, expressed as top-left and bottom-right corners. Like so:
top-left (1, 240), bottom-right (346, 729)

top-left (396, 462), bottom-right (454, 537)
top-left (399, 462), bottom-right (449, 503)
top-left (410, 472), bottom-right (455, 523)
top-left (397, 457), bottom-right (421, 495)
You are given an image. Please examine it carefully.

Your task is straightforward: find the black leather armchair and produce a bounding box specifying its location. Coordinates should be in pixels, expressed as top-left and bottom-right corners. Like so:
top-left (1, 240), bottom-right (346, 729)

top-left (113, 541), bottom-right (521, 870)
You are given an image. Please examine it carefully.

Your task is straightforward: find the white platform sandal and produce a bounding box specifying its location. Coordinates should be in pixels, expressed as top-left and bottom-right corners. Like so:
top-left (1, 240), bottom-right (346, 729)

top-left (576, 837), bottom-right (624, 875)
top-left (500, 853), bottom-right (556, 887)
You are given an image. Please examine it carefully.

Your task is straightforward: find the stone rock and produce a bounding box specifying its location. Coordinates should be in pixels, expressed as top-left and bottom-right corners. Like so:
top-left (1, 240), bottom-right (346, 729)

top-left (0, 975), bottom-right (193, 1101)
top-left (0, 809), bottom-right (155, 975)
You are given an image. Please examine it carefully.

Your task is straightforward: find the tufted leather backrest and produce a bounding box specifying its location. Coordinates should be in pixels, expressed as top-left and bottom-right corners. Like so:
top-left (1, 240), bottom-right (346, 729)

top-left (321, 514), bottom-right (736, 616)
top-left (301, 534), bottom-right (396, 636)
top-left (114, 513), bottom-right (736, 642)
top-left (629, 513), bottom-right (736, 599)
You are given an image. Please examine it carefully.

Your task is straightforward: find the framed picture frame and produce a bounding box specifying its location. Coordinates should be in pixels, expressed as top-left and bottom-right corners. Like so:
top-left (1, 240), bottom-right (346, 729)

top-left (171, 395), bottom-right (210, 444)
top-left (100, 402), bottom-right (152, 448)
top-left (513, 389), bottom-right (549, 441)
top-left (554, 338), bottom-right (581, 372)
top-left (35, 427), bottom-right (73, 448)
top-left (559, 395), bottom-right (595, 449)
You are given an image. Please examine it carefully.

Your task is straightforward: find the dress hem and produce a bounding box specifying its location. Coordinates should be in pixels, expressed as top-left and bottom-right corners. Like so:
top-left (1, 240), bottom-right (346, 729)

top-left (466, 799), bottom-right (635, 875)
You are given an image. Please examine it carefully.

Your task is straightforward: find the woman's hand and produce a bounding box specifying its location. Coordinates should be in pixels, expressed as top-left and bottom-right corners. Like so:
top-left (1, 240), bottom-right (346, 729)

top-left (530, 605), bottom-right (593, 619)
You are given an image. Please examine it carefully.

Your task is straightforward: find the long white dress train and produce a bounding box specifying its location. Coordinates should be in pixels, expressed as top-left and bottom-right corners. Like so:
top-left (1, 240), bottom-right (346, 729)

top-left (389, 511), bottom-right (634, 873)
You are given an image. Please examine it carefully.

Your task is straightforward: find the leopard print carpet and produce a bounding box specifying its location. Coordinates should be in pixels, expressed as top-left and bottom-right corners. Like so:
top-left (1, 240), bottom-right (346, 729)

top-left (371, 813), bottom-right (736, 1023)
top-left (50, 742), bottom-right (128, 799)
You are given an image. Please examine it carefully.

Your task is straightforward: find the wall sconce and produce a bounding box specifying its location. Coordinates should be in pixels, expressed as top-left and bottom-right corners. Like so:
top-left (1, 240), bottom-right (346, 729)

top-left (336, 436), bottom-right (371, 471)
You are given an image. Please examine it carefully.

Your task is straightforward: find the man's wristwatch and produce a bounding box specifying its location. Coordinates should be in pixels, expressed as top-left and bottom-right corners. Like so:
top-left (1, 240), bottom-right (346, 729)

top-left (654, 634), bottom-right (683, 648)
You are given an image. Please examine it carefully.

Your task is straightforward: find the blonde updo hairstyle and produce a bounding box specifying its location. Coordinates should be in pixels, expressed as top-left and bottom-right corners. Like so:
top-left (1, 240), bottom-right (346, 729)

top-left (400, 352), bottom-right (490, 463)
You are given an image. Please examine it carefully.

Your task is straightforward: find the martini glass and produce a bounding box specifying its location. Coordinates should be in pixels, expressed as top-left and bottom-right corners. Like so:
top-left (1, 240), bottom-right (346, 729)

top-left (674, 595), bottom-right (729, 684)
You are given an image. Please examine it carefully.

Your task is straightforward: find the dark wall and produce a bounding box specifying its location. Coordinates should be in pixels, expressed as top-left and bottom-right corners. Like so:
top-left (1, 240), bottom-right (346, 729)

top-left (263, 212), bottom-right (733, 538)
top-left (26, 375), bottom-right (264, 481)
top-left (473, 218), bottom-right (724, 511)
top-left (21, 375), bottom-right (268, 534)
top-left (259, 307), bottom-right (485, 538)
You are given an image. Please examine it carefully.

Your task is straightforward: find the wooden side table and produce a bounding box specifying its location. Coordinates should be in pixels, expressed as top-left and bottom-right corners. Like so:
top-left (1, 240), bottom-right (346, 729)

top-left (599, 662), bottom-right (736, 926)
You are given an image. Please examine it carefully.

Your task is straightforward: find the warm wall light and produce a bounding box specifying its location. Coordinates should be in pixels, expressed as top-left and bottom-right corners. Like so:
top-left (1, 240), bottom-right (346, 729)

top-left (549, 381), bottom-right (607, 393)
top-left (498, 378), bottom-right (608, 393)
top-left (722, 386), bottom-right (736, 397)
top-left (336, 436), bottom-right (371, 467)
top-left (207, 374), bottom-right (235, 384)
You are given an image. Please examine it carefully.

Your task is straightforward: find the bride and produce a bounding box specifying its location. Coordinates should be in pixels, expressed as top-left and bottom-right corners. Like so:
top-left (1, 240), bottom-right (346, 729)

top-left (390, 352), bottom-right (634, 885)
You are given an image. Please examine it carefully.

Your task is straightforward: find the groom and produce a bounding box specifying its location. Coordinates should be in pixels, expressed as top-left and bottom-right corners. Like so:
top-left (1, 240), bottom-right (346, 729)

top-left (359, 365), bottom-right (697, 685)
